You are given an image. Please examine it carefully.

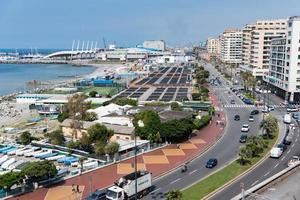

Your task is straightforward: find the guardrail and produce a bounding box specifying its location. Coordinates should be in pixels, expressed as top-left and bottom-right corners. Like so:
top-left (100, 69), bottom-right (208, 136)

top-left (232, 162), bottom-right (300, 200)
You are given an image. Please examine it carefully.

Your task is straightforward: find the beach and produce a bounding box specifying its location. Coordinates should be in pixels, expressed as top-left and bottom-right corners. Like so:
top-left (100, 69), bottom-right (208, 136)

top-left (0, 63), bottom-right (129, 128)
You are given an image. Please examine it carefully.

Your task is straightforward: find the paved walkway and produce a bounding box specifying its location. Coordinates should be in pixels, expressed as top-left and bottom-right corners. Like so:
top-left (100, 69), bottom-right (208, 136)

top-left (11, 92), bottom-right (225, 200)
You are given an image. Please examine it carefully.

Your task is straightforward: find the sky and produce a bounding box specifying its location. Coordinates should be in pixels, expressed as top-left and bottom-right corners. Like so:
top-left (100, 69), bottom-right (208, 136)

top-left (0, 0), bottom-right (300, 49)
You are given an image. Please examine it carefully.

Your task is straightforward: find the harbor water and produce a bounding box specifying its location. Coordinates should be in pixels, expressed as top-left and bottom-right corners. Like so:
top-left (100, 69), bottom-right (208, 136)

top-left (0, 64), bottom-right (95, 96)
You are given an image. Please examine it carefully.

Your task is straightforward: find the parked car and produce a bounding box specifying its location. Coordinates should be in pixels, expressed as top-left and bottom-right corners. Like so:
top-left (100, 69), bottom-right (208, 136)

top-left (283, 133), bottom-right (293, 145)
top-left (231, 100), bottom-right (236, 104)
top-left (239, 135), bottom-right (247, 143)
top-left (250, 110), bottom-right (259, 115)
top-left (234, 115), bottom-right (240, 121)
top-left (262, 107), bottom-right (270, 113)
top-left (86, 189), bottom-right (107, 200)
top-left (205, 158), bottom-right (218, 168)
top-left (248, 115), bottom-right (254, 122)
top-left (241, 124), bottom-right (250, 132)
top-left (270, 147), bottom-right (283, 158)
top-left (277, 143), bottom-right (287, 152)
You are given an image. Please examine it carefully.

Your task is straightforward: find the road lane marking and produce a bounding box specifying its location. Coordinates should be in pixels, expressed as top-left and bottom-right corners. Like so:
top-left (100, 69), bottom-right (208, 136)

top-left (281, 156), bottom-right (286, 161)
top-left (274, 163), bottom-right (279, 169)
top-left (287, 149), bottom-right (291, 154)
top-left (152, 188), bottom-right (161, 193)
top-left (188, 170), bottom-right (197, 175)
top-left (170, 178), bottom-right (181, 184)
top-left (251, 180), bottom-right (259, 187)
top-left (296, 138), bottom-right (298, 142)
top-left (292, 144), bottom-right (295, 148)
top-left (264, 171), bottom-right (270, 177)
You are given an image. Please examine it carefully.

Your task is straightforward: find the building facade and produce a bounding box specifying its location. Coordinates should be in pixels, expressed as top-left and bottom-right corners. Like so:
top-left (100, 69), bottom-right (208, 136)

top-left (206, 37), bottom-right (218, 54)
top-left (240, 19), bottom-right (287, 78)
top-left (219, 29), bottom-right (243, 64)
top-left (266, 16), bottom-right (300, 102)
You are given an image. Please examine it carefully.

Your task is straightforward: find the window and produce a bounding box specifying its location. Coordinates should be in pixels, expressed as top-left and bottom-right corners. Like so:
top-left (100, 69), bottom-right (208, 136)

top-left (288, 31), bottom-right (292, 36)
top-left (288, 40), bottom-right (291, 44)
top-left (297, 70), bottom-right (300, 74)
top-left (289, 22), bottom-right (292, 27)
top-left (298, 55), bottom-right (300, 59)
top-left (287, 62), bottom-right (290, 66)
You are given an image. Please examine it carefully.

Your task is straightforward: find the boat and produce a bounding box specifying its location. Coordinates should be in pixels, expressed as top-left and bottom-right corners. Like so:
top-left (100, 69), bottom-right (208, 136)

top-left (45, 155), bottom-right (66, 161)
top-left (24, 149), bottom-right (45, 157)
top-left (34, 150), bottom-right (53, 158)
top-left (15, 147), bottom-right (32, 156)
top-left (0, 155), bottom-right (9, 165)
top-left (57, 156), bottom-right (74, 163)
top-left (83, 160), bottom-right (98, 170)
top-left (64, 157), bottom-right (79, 166)
top-left (16, 147), bottom-right (40, 156)
top-left (7, 160), bottom-right (27, 171)
top-left (2, 147), bottom-right (17, 155)
top-left (1, 158), bottom-right (16, 170)
top-left (38, 153), bottom-right (58, 160)
top-left (0, 146), bottom-right (14, 154)
top-left (7, 146), bottom-right (25, 155)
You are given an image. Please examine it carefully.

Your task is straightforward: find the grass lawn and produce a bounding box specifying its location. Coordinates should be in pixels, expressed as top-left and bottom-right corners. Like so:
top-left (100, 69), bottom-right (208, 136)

top-left (182, 132), bottom-right (278, 200)
top-left (243, 92), bottom-right (257, 102)
top-left (79, 86), bottom-right (119, 96)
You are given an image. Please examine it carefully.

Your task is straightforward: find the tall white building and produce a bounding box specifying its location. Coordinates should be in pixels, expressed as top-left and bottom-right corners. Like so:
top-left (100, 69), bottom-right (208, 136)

top-left (266, 16), bottom-right (300, 102)
top-left (240, 19), bottom-right (287, 78)
top-left (206, 37), bottom-right (220, 54)
top-left (219, 29), bottom-right (243, 64)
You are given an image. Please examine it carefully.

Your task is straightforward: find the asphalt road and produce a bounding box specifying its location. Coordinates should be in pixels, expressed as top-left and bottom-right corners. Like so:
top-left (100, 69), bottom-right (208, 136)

top-left (143, 64), bottom-right (263, 200)
top-left (209, 76), bottom-right (300, 199)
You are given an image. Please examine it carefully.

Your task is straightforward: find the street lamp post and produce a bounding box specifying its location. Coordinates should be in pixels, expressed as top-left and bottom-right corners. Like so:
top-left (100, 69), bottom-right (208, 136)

top-left (135, 120), bottom-right (144, 200)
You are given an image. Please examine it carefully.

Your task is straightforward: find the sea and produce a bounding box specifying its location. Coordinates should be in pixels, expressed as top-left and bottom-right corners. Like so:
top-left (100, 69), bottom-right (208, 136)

top-left (0, 48), bottom-right (95, 96)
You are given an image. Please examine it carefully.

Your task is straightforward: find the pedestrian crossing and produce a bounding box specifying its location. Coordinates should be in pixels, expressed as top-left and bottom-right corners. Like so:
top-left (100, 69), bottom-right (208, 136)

top-left (223, 104), bottom-right (283, 108)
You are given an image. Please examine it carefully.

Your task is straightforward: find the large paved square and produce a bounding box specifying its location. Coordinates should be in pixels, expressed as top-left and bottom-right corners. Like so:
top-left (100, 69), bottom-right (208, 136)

top-left (117, 163), bottom-right (146, 174)
top-left (143, 155), bottom-right (169, 164)
top-left (162, 149), bottom-right (185, 156)
top-left (44, 185), bottom-right (84, 200)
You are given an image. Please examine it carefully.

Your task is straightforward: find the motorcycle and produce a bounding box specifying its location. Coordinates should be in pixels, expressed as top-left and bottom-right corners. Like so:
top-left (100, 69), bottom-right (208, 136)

top-left (181, 164), bottom-right (188, 173)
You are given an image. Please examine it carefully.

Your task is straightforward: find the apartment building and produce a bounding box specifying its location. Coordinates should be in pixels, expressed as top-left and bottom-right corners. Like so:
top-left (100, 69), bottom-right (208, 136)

top-left (206, 37), bottom-right (219, 54)
top-left (240, 19), bottom-right (287, 78)
top-left (267, 16), bottom-right (300, 102)
top-left (219, 29), bottom-right (242, 64)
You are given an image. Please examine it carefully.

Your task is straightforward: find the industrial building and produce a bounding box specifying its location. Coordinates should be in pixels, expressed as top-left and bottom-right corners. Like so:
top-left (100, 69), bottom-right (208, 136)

top-left (142, 40), bottom-right (166, 51)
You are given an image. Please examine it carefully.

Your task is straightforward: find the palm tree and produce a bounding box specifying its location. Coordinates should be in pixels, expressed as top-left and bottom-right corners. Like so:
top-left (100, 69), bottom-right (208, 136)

top-left (165, 190), bottom-right (183, 200)
top-left (260, 115), bottom-right (278, 139)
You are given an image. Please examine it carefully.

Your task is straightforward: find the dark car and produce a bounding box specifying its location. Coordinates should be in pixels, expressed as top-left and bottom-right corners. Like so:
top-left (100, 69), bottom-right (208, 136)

top-left (239, 135), bottom-right (247, 143)
top-left (277, 143), bottom-right (287, 152)
top-left (86, 189), bottom-right (107, 200)
top-left (231, 100), bottom-right (236, 104)
top-left (234, 115), bottom-right (240, 121)
top-left (292, 113), bottom-right (299, 120)
top-left (206, 158), bottom-right (218, 168)
top-left (250, 110), bottom-right (259, 115)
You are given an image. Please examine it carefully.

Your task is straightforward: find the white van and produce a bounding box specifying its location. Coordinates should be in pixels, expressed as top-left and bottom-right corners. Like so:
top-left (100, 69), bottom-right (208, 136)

top-left (270, 147), bottom-right (283, 158)
top-left (284, 114), bottom-right (292, 124)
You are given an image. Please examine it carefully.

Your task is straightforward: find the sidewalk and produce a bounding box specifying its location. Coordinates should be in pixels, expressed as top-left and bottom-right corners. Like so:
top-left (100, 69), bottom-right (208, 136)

top-left (10, 92), bottom-right (225, 200)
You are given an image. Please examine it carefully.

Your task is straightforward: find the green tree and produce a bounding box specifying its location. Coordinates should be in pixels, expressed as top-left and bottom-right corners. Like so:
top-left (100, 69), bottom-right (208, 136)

top-left (113, 97), bottom-right (138, 106)
top-left (164, 190), bottom-right (183, 200)
top-left (260, 115), bottom-right (278, 139)
top-left (87, 123), bottom-right (114, 145)
top-left (170, 102), bottom-right (182, 111)
top-left (89, 90), bottom-right (98, 98)
top-left (104, 142), bottom-right (120, 159)
top-left (47, 130), bottom-right (65, 146)
top-left (238, 146), bottom-right (251, 165)
top-left (0, 172), bottom-right (22, 190)
top-left (22, 161), bottom-right (57, 183)
top-left (19, 131), bottom-right (32, 145)
top-left (83, 112), bottom-right (98, 121)
top-left (160, 119), bottom-right (194, 143)
top-left (57, 111), bottom-right (69, 123)
top-left (133, 110), bottom-right (161, 140)
top-left (79, 156), bottom-right (87, 174)
top-left (95, 141), bottom-right (106, 156)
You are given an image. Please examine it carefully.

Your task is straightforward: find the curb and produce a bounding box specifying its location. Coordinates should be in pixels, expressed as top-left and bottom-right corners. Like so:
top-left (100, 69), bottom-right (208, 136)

top-left (202, 121), bottom-right (282, 200)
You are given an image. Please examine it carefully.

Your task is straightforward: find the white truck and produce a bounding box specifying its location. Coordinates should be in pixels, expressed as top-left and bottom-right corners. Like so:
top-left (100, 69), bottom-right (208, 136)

top-left (106, 170), bottom-right (152, 200)
top-left (284, 113), bottom-right (292, 124)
